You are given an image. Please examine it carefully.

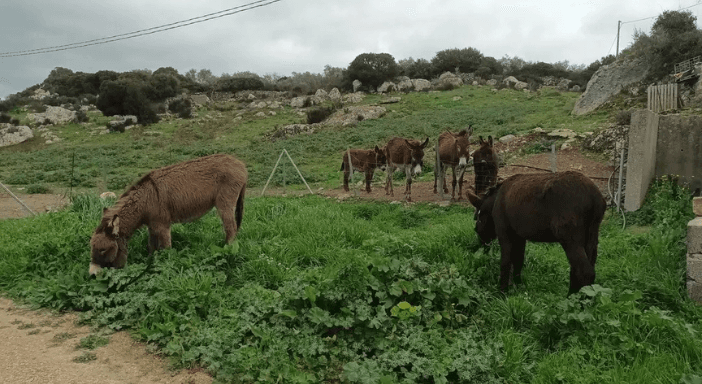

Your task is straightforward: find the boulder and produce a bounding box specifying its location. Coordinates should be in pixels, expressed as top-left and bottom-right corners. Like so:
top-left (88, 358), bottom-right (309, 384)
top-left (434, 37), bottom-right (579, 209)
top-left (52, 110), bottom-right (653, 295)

top-left (412, 79), bottom-right (432, 92)
top-left (107, 115), bottom-right (138, 132)
top-left (377, 81), bottom-right (396, 93)
top-left (397, 79), bottom-right (414, 92)
top-left (499, 134), bottom-right (516, 143)
top-left (557, 78), bottom-right (572, 91)
top-left (0, 124), bottom-right (33, 147)
top-left (315, 89), bottom-right (328, 98)
top-left (328, 88), bottom-right (342, 101)
top-left (28, 106), bottom-right (77, 125)
top-left (352, 80), bottom-right (362, 92)
top-left (573, 57), bottom-right (651, 115)
top-left (437, 72), bottom-right (464, 88)
top-left (290, 97), bottom-right (308, 108)
top-left (190, 94), bottom-right (210, 106)
top-left (343, 92), bottom-right (364, 103)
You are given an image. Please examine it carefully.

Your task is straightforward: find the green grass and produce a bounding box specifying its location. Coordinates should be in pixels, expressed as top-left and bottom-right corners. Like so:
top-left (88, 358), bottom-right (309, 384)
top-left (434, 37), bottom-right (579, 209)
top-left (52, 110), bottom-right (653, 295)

top-left (0, 86), bottom-right (609, 194)
top-left (0, 177), bottom-right (699, 382)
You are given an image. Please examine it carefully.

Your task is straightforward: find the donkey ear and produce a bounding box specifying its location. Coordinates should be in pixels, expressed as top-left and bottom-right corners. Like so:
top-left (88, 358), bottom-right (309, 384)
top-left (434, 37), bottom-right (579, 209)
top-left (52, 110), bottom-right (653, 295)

top-left (488, 136), bottom-right (494, 146)
top-left (108, 215), bottom-right (120, 237)
top-left (421, 137), bottom-right (429, 148)
top-left (374, 145), bottom-right (380, 152)
top-left (466, 189), bottom-right (482, 209)
top-left (466, 125), bottom-right (474, 137)
top-left (479, 136), bottom-right (485, 144)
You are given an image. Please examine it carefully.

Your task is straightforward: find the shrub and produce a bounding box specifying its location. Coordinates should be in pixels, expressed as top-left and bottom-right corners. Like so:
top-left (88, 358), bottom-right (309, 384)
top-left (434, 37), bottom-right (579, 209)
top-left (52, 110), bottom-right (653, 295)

top-left (431, 47), bottom-right (483, 76)
top-left (168, 98), bottom-right (193, 118)
top-left (216, 77), bottom-right (265, 92)
top-left (306, 106), bottom-right (335, 124)
top-left (616, 110), bottom-right (632, 125)
top-left (145, 73), bottom-right (180, 101)
top-left (345, 53), bottom-right (400, 91)
top-left (26, 184), bottom-right (51, 194)
top-left (0, 112), bottom-right (10, 124)
top-left (96, 80), bottom-right (160, 125)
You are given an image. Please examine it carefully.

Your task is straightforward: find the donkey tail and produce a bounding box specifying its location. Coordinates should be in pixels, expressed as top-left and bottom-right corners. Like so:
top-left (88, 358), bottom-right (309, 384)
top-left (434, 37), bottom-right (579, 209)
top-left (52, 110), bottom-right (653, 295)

top-left (236, 184), bottom-right (246, 231)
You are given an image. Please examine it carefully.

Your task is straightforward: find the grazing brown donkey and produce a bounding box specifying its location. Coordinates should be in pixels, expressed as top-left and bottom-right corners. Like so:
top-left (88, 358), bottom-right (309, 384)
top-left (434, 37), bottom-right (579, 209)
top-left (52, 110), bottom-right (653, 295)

top-left (384, 137), bottom-right (429, 202)
top-left (89, 154), bottom-right (247, 275)
top-left (472, 135), bottom-right (500, 196)
top-left (467, 171), bottom-right (606, 294)
top-left (341, 146), bottom-right (387, 193)
top-left (434, 126), bottom-right (473, 200)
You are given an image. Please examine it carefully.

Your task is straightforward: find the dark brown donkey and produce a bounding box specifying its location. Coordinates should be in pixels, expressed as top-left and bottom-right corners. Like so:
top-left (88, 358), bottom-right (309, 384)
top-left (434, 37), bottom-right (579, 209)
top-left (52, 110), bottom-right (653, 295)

top-left (466, 171), bottom-right (606, 294)
top-left (89, 154), bottom-right (247, 275)
top-left (341, 146), bottom-right (387, 193)
top-left (384, 137), bottom-right (430, 202)
top-left (472, 135), bottom-right (500, 196)
top-left (434, 126), bottom-right (473, 200)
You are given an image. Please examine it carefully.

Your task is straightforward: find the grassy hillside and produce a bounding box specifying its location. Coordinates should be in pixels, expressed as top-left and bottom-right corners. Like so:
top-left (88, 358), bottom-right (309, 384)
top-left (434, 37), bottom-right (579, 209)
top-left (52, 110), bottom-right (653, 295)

top-left (0, 85), bottom-right (609, 195)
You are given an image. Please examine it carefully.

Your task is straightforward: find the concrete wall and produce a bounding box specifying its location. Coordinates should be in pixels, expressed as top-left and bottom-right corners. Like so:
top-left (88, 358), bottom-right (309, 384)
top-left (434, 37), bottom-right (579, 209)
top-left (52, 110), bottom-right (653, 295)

top-left (624, 110), bottom-right (659, 211)
top-left (655, 115), bottom-right (702, 194)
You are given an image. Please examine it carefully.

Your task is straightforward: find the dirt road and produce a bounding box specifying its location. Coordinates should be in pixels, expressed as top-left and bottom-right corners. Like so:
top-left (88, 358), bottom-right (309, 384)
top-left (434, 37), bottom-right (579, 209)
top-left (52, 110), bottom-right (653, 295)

top-left (0, 297), bottom-right (212, 384)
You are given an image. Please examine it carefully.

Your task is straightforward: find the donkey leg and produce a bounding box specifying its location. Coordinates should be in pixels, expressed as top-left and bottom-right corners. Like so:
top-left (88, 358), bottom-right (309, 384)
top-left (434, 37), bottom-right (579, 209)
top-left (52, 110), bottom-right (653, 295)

top-left (562, 243), bottom-right (595, 295)
top-left (343, 169), bottom-right (350, 192)
top-left (450, 167), bottom-right (457, 200)
top-left (365, 170), bottom-right (374, 193)
top-left (457, 169), bottom-right (466, 200)
top-left (385, 170), bottom-right (394, 196)
top-left (216, 198), bottom-right (240, 244)
top-left (405, 173), bottom-right (412, 202)
top-left (510, 238), bottom-right (527, 286)
top-left (148, 224), bottom-right (172, 255)
top-left (497, 237), bottom-right (514, 292)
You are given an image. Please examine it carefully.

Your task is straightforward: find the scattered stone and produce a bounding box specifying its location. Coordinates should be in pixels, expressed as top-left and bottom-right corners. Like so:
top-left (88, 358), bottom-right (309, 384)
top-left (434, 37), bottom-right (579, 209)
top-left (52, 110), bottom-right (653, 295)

top-left (533, 127), bottom-right (545, 133)
top-left (452, 96), bottom-right (462, 101)
top-left (100, 192), bottom-right (117, 199)
top-left (499, 134), bottom-right (516, 143)
top-left (548, 129), bottom-right (578, 139)
top-left (380, 97), bottom-right (401, 104)
top-left (248, 94), bottom-right (256, 100)
top-left (255, 112), bottom-right (266, 117)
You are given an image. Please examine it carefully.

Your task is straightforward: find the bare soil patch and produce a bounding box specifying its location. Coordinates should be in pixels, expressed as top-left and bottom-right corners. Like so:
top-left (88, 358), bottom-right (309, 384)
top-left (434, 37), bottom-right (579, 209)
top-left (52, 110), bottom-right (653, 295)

top-left (0, 297), bottom-right (212, 384)
top-left (0, 193), bottom-right (69, 220)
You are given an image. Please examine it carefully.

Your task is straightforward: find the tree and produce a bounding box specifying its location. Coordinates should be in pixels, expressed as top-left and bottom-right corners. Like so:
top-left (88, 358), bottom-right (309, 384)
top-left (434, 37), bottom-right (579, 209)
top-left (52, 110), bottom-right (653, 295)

top-left (398, 57), bottom-right (433, 79)
top-left (431, 48), bottom-right (483, 76)
top-left (345, 53), bottom-right (399, 91)
top-left (652, 10), bottom-right (697, 37)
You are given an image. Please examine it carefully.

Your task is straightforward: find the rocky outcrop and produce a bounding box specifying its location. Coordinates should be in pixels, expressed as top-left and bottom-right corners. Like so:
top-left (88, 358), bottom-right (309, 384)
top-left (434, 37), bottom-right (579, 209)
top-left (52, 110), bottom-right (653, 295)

top-left (412, 79), bottom-right (432, 92)
top-left (0, 124), bottom-right (33, 147)
top-left (28, 106), bottom-right (77, 125)
top-left (572, 57), bottom-right (651, 115)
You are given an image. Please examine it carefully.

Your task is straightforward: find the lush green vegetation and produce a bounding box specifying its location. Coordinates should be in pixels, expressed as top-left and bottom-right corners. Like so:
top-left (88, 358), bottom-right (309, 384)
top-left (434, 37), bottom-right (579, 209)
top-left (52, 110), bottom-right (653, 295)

top-left (0, 177), bottom-right (699, 382)
top-left (0, 84), bottom-right (608, 195)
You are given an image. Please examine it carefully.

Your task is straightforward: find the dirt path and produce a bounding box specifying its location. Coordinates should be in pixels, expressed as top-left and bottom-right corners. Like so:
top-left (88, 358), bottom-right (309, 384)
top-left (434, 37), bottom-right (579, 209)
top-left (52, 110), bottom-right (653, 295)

top-left (0, 297), bottom-right (212, 384)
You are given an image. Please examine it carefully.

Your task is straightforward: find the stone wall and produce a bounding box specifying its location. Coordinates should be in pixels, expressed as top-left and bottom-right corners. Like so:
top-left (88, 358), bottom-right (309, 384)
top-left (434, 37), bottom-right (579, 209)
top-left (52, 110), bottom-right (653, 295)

top-left (688, 197), bottom-right (702, 303)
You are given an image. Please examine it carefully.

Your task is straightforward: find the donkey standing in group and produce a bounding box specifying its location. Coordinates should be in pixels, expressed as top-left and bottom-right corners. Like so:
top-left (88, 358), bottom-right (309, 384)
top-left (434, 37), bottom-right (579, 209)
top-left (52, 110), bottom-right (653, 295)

top-left (384, 137), bottom-right (430, 202)
top-left (89, 154), bottom-right (247, 276)
top-left (472, 135), bottom-right (500, 196)
top-left (341, 146), bottom-right (387, 193)
top-left (467, 171), bottom-right (607, 294)
top-left (434, 126), bottom-right (473, 200)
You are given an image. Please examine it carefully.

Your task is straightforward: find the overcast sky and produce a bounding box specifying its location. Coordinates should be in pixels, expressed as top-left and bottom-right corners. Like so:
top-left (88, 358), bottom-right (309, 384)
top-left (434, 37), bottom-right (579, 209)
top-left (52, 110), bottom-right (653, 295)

top-left (1, 0), bottom-right (700, 99)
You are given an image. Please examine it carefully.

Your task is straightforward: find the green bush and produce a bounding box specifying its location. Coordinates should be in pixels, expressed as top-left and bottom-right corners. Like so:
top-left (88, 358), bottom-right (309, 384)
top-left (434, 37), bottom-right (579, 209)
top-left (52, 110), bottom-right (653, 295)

top-left (216, 77), bottom-right (265, 92)
top-left (345, 53), bottom-right (399, 91)
top-left (168, 98), bottom-right (193, 118)
top-left (96, 80), bottom-right (159, 125)
top-left (431, 47), bottom-right (483, 76)
top-left (26, 184), bottom-right (51, 194)
top-left (306, 106), bottom-right (335, 124)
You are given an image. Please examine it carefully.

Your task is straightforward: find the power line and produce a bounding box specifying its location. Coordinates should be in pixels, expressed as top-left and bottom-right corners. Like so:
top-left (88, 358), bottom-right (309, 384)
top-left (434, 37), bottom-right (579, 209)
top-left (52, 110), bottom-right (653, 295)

top-left (0, 0), bottom-right (282, 58)
top-left (621, 1), bottom-right (702, 25)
